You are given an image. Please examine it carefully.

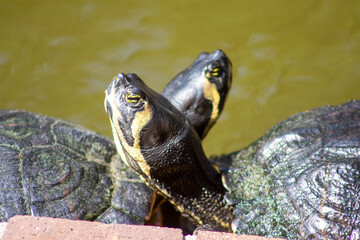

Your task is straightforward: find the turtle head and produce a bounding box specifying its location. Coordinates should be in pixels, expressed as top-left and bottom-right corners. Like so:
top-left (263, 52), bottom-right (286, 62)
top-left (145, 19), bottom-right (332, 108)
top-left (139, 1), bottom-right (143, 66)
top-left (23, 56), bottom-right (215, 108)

top-left (162, 49), bottom-right (232, 138)
top-left (104, 73), bottom-right (188, 178)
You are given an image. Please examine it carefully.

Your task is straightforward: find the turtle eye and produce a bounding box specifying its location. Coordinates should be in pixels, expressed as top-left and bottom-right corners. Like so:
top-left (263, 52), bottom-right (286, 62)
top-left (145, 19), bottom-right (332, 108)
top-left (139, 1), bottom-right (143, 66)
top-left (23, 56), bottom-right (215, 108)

top-left (205, 65), bottom-right (223, 78)
top-left (126, 92), bottom-right (143, 106)
top-left (210, 67), bottom-right (222, 77)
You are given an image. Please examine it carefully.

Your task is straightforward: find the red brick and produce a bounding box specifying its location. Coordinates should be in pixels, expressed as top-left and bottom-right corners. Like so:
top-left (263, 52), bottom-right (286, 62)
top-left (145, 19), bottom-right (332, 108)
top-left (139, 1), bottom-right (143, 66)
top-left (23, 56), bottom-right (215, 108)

top-left (2, 216), bottom-right (183, 240)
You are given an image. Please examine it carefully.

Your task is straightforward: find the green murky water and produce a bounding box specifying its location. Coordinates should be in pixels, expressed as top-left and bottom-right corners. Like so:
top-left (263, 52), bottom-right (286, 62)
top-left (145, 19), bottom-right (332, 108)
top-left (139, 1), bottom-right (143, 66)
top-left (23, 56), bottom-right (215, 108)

top-left (1, 1), bottom-right (360, 156)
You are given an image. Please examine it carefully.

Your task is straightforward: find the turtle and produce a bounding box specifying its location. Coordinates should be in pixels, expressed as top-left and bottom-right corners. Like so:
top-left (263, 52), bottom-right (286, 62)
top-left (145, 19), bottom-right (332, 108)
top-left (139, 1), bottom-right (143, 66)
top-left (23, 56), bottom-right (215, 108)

top-left (0, 49), bottom-right (233, 226)
top-left (162, 49), bottom-right (232, 139)
top-left (105, 72), bottom-right (360, 239)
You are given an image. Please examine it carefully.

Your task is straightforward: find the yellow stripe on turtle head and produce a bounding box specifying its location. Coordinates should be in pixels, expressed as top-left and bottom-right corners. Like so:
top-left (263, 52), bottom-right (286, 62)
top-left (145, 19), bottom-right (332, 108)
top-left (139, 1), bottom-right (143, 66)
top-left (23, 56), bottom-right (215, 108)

top-left (131, 103), bottom-right (152, 149)
top-left (202, 80), bottom-right (220, 133)
top-left (116, 103), bottom-right (153, 178)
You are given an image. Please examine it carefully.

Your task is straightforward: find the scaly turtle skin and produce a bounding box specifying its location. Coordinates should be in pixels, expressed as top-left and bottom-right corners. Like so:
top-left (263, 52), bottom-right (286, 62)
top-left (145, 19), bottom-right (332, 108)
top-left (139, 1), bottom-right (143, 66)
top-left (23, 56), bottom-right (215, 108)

top-left (105, 73), bottom-right (234, 232)
top-left (162, 49), bottom-right (232, 139)
top-left (220, 100), bottom-right (360, 238)
top-left (0, 110), bottom-right (154, 224)
top-left (105, 72), bottom-right (360, 238)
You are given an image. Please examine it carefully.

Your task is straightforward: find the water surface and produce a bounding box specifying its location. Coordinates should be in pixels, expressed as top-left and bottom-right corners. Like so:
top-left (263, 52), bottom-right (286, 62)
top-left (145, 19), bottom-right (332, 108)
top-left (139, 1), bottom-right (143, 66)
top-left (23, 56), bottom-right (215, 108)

top-left (1, 1), bottom-right (359, 156)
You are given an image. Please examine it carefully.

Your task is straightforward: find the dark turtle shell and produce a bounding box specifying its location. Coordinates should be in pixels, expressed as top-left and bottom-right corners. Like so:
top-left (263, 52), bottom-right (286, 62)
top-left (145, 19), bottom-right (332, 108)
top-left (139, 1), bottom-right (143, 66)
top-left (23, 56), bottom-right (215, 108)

top-left (215, 100), bottom-right (360, 238)
top-left (0, 110), bottom-right (154, 224)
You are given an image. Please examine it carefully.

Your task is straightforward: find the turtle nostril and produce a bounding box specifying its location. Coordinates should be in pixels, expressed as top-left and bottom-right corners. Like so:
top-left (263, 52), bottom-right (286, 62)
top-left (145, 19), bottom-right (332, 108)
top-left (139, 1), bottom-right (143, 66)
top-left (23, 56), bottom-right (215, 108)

top-left (113, 73), bottom-right (129, 88)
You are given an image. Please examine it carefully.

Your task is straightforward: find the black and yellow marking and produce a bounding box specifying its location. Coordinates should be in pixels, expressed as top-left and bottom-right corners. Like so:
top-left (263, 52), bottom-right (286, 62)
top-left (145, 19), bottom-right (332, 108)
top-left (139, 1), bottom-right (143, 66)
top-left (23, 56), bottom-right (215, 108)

top-left (201, 77), bottom-right (220, 135)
